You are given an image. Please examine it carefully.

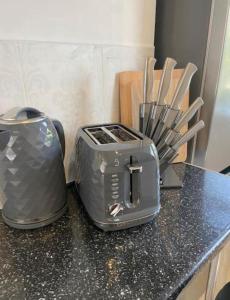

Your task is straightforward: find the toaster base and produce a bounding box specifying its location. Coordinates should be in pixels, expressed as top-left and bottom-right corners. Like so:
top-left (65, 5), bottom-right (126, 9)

top-left (93, 209), bottom-right (160, 231)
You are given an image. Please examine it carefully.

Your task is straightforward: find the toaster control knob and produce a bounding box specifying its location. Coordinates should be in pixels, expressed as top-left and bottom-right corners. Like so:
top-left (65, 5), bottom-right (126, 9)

top-left (109, 203), bottom-right (123, 217)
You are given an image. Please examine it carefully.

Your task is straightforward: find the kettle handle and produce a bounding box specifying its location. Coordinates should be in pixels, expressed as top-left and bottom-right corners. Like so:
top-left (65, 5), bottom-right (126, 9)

top-left (52, 119), bottom-right (65, 159)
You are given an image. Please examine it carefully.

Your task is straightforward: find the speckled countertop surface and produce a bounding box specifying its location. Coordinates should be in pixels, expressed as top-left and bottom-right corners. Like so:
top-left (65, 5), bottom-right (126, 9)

top-left (1, 163), bottom-right (230, 300)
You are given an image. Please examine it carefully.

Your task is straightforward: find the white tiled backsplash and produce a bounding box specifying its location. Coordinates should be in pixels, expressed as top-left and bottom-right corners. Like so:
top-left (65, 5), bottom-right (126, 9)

top-left (0, 40), bottom-right (153, 190)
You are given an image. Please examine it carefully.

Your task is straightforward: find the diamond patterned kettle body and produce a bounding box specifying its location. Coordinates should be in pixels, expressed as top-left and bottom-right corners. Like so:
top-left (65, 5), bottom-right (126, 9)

top-left (0, 107), bottom-right (67, 229)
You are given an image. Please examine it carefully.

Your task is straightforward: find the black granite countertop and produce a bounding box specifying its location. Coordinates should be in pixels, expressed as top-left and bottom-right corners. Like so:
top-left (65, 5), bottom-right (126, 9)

top-left (1, 163), bottom-right (230, 300)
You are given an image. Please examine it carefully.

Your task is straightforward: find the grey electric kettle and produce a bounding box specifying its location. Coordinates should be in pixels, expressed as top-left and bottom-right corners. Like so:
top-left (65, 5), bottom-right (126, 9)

top-left (0, 107), bottom-right (67, 229)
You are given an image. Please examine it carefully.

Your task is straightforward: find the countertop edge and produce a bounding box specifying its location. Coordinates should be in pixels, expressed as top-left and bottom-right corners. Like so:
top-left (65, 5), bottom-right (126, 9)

top-left (169, 226), bottom-right (230, 299)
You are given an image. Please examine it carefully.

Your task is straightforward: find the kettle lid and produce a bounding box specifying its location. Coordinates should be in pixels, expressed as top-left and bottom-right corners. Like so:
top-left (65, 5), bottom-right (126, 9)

top-left (0, 107), bottom-right (45, 124)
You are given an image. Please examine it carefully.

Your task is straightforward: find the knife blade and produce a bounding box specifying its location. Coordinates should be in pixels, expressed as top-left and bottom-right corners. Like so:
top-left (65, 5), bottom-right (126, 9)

top-left (144, 56), bottom-right (156, 135)
top-left (140, 57), bottom-right (156, 133)
top-left (170, 63), bottom-right (198, 110)
top-left (159, 120), bottom-right (205, 163)
top-left (172, 120), bottom-right (205, 149)
top-left (145, 58), bottom-right (177, 137)
top-left (144, 57), bottom-right (156, 134)
top-left (152, 107), bottom-right (180, 144)
top-left (140, 58), bottom-right (149, 133)
top-left (146, 57), bottom-right (156, 102)
top-left (157, 58), bottom-right (177, 106)
top-left (157, 97), bottom-right (204, 150)
top-left (143, 58), bottom-right (148, 103)
top-left (174, 97), bottom-right (204, 130)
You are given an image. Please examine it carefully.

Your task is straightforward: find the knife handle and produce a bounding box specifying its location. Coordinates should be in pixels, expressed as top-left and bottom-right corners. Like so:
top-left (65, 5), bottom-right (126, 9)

top-left (146, 57), bottom-right (156, 102)
top-left (143, 58), bottom-right (148, 103)
top-left (143, 57), bottom-right (156, 103)
top-left (174, 97), bottom-right (204, 131)
top-left (172, 120), bottom-right (205, 150)
top-left (170, 63), bottom-right (198, 110)
top-left (157, 58), bottom-right (177, 106)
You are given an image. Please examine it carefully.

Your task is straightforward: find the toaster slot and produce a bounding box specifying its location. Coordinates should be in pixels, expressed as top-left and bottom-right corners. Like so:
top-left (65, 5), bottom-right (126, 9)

top-left (84, 124), bottom-right (142, 145)
top-left (106, 125), bottom-right (138, 142)
top-left (85, 127), bottom-right (116, 145)
top-left (93, 131), bottom-right (116, 144)
top-left (127, 156), bottom-right (142, 207)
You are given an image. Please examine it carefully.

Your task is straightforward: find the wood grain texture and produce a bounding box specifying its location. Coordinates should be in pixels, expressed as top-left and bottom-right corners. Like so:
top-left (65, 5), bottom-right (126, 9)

top-left (177, 238), bottom-right (230, 300)
top-left (206, 238), bottom-right (230, 300)
top-left (119, 69), bottom-right (189, 162)
top-left (176, 260), bottom-right (210, 300)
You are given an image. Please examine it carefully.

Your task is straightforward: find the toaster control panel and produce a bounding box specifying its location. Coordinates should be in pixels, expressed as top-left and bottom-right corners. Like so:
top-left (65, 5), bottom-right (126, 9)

top-left (107, 155), bottom-right (142, 217)
top-left (111, 174), bottom-right (120, 200)
top-left (108, 173), bottom-right (123, 217)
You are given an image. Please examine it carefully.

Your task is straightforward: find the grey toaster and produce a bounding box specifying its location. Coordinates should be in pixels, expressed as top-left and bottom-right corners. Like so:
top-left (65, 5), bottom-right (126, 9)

top-left (75, 123), bottom-right (160, 231)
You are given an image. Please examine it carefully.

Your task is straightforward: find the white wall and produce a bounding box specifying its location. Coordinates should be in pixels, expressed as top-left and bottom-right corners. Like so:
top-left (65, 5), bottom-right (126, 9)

top-left (0, 0), bottom-right (156, 207)
top-left (0, 0), bottom-right (155, 46)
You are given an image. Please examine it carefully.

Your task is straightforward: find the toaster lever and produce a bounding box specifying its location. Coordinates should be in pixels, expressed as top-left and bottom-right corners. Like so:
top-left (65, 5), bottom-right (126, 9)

top-left (127, 164), bottom-right (143, 174)
top-left (127, 161), bottom-right (142, 206)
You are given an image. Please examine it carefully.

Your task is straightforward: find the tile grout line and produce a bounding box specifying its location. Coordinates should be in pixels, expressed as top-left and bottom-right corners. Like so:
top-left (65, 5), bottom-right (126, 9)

top-left (0, 38), bottom-right (154, 49)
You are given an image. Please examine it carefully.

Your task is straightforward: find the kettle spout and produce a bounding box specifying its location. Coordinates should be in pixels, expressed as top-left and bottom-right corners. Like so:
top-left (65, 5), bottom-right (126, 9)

top-left (0, 130), bottom-right (10, 151)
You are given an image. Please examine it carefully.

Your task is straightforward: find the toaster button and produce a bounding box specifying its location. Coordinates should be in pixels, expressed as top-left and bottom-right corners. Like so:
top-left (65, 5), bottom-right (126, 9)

top-left (111, 178), bottom-right (119, 183)
top-left (111, 186), bottom-right (119, 191)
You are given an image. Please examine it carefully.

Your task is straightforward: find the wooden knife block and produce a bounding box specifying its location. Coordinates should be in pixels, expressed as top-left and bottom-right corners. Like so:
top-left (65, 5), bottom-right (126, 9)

top-left (119, 69), bottom-right (189, 163)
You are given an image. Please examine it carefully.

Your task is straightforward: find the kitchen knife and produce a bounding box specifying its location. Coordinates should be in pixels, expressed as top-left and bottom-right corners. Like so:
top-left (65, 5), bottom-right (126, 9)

top-left (139, 57), bottom-right (156, 133)
top-left (153, 63), bottom-right (198, 142)
top-left (146, 57), bottom-right (156, 102)
top-left (143, 58), bottom-right (148, 103)
top-left (157, 97), bottom-right (204, 150)
top-left (157, 58), bottom-right (177, 106)
top-left (145, 57), bottom-right (157, 134)
top-left (152, 106), bottom-right (180, 144)
top-left (144, 57), bottom-right (156, 134)
top-left (146, 58), bottom-right (177, 137)
top-left (170, 63), bottom-right (198, 110)
top-left (143, 56), bottom-right (156, 103)
top-left (172, 120), bottom-right (205, 149)
top-left (174, 97), bottom-right (204, 130)
top-left (139, 58), bottom-right (148, 133)
top-left (159, 120), bottom-right (205, 163)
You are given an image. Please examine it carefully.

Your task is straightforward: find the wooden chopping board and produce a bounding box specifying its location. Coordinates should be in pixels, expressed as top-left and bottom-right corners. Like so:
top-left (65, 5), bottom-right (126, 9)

top-left (119, 69), bottom-right (189, 163)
